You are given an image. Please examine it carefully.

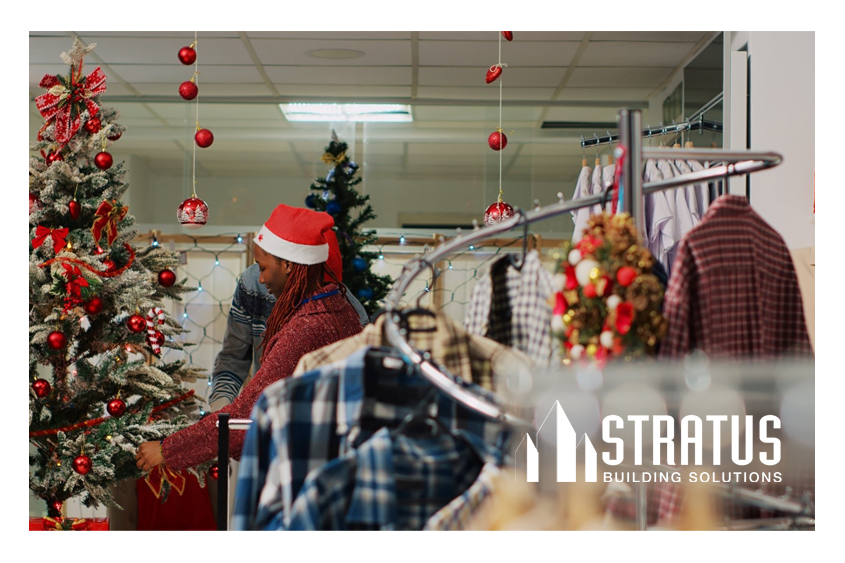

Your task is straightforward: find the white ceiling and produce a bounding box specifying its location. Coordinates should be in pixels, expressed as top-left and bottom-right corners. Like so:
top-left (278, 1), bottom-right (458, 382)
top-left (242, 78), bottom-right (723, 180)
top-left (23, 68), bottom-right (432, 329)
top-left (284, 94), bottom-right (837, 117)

top-left (28, 31), bottom-right (722, 225)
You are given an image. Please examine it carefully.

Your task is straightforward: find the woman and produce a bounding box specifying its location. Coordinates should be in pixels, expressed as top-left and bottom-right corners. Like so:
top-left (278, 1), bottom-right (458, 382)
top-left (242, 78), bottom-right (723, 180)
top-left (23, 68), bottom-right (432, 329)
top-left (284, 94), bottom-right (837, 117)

top-left (135, 204), bottom-right (364, 471)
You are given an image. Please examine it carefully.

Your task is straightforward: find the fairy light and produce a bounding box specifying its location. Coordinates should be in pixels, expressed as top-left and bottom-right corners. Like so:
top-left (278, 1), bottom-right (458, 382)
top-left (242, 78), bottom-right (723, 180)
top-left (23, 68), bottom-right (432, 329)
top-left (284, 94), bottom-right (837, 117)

top-left (152, 236), bottom-right (159, 247)
top-left (399, 234), bottom-right (406, 245)
top-left (378, 254), bottom-right (384, 261)
top-left (236, 235), bottom-right (243, 243)
top-left (183, 312), bottom-right (188, 319)
top-left (198, 284), bottom-right (203, 292)
top-left (448, 261), bottom-right (453, 270)
top-left (469, 245), bottom-right (475, 251)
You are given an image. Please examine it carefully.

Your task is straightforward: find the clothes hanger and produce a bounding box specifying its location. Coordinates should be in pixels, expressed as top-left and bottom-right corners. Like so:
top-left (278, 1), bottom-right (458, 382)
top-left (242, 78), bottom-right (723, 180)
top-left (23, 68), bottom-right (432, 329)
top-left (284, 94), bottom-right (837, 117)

top-left (508, 207), bottom-right (529, 271)
top-left (594, 135), bottom-right (600, 167)
top-left (392, 387), bottom-right (449, 437)
top-left (397, 258), bottom-right (439, 334)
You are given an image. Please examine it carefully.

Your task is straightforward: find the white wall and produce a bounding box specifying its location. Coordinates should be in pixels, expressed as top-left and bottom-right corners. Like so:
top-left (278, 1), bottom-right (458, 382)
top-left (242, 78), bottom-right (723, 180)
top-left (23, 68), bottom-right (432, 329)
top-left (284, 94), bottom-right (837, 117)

top-left (734, 31), bottom-right (845, 248)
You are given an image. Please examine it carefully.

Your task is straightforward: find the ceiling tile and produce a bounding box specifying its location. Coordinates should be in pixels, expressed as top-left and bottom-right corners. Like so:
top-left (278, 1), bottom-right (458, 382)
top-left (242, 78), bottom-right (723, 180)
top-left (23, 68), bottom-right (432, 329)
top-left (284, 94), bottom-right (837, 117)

top-left (247, 32), bottom-right (412, 40)
top-left (554, 87), bottom-right (653, 102)
top-left (251, 39), bottom-right (411, 66)
top-left (579, 42), bottom-right (695, 67)
top-left (566, 67), bottom-right (673, 88)
top-left (75, 31), bottom-right (240, 38)
top-left (273, 84), bottom-right (412, 98)
top-left (415, 86), bottom-right (556, 101)
top-left (107, 64), bottom-right (262, 83)
top-left (75, 37), bottom-right (253, 65)
top-left (591, 32), bottom-right (711, 42)
top-left (418, 32), bottom-right (586, 41)
top-left (418, 67), bottom-right (564, 87)
top-left (265, 66), bottom-right (411, 85)
top-left (29, 36), bottom-right (79, 63)
top-left (418, 41), bottom-right (578, 67)
top-left (130, 82), bottom-right (270, 96)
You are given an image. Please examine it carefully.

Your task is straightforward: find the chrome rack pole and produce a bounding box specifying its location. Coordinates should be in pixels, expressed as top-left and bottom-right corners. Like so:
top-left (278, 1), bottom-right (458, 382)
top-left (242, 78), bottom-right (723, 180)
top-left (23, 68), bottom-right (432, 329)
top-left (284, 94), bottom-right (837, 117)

top-left (215, 415), bottom-right (253, 531)
top-left (618, 109), bottom-right (644, 240)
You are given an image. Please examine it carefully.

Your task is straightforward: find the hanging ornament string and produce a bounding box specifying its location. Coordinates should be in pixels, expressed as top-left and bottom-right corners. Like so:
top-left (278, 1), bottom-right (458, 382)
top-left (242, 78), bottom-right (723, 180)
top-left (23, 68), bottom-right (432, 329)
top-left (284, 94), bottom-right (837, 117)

top-left (28, 390), bottom-right (196, 437)
top-left (498, 31), bottom-right (503, 204)
top-left (192, 31), bottom-right (199, 199)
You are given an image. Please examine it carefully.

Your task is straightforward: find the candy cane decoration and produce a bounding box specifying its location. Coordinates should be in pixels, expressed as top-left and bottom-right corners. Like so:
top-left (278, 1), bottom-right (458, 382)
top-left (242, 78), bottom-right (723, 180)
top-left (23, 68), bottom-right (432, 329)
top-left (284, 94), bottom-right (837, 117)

top-left (146, 307), bottom-right (166, 355)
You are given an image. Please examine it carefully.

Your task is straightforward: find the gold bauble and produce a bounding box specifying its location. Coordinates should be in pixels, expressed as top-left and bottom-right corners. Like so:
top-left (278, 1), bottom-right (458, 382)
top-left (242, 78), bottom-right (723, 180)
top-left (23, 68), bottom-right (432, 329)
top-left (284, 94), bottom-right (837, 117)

top-left (586, 344), bottom-right (598, 357)
top-left (589, 267), bottom-right (601, 281)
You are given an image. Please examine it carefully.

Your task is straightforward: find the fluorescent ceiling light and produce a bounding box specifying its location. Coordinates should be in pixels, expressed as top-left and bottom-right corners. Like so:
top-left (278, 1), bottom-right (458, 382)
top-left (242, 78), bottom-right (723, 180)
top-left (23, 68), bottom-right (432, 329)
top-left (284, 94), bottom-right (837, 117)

top-left (280, 103), bottom-right (413, 123)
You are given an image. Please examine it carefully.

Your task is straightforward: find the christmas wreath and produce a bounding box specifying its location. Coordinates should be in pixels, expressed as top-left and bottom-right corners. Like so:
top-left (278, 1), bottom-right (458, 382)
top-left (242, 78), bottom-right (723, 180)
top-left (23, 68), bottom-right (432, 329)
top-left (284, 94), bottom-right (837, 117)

top-left (550, 213), bottom-right (666, 366)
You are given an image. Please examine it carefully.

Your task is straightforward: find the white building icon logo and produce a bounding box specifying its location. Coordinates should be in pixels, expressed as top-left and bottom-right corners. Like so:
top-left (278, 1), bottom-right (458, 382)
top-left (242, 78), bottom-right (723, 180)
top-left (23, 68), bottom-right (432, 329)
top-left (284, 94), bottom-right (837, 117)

top-left (520, 401), bottom-right (598, 483)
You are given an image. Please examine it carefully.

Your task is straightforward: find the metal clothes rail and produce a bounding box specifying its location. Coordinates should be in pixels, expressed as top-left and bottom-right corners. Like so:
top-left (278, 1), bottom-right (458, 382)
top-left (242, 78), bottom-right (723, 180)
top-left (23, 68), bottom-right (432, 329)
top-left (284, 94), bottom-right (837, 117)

top-left (581, 119), bottom-right (723, 149)
top-left (215, 413), bottom-right (252, 531)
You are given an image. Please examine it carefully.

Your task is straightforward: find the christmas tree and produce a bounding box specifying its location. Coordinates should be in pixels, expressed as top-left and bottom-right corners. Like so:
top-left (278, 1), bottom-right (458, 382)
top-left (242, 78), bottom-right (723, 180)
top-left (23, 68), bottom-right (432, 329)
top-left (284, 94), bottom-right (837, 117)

top-left (305, 133), bottom-right (392, 315)
top-left (29, 39), bottom-right (205, 520)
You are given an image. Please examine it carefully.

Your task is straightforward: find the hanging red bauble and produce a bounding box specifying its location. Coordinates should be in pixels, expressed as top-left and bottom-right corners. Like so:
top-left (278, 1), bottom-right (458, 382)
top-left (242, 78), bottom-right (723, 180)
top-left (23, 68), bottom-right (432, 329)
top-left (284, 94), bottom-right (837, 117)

top-left (488, 130), bottom-right (508, 151)
top-left (84, 297), bottom-right (104, 315)
top-left (102, 259), bottom-right (115, 271)
top-left (616, 266), bottom-right (638, 288)
top-left (94, 152), bottom-right (113, 170)
top-left (485, 65), bottom-right (503, 84)
top-left (127, 314), bottom-right (146, 333)
top-left (68, 200), bottom-right (81, 220)
top-left (72, 455), bottom-right (92, 475)
top-left (30, 193), bottom-right (41, 215)
top-left (177, 197), bottom-right (209, 229)
top-left (49, 501), bottom-right (63, 516)
top-left (502, 31), bottom-right (514, 41)
top-left (32, 379), bottom-right (51, 398)
top-left (178, 81), bottom-right (198, 101)
top-left (83, 117), bottom-right (101, 134)
top-left (47, 331), bottom-right (67, 350)
top-left (158, 269), bottom-right (177, 287)
top-left (47, 152), bottom-right (63, 166)
top-left (107, 398), bottom-right (126, 417)
top-left (178, 46), bottom-right (197, 65)
top-left (209, 464), bottom-right (219, 480)
top-left (107, 130), bottom-right (122, 141)
top-left (483, 200), bottom-right (515, 226)
top-left (194, 128), bottom-right (214, 148)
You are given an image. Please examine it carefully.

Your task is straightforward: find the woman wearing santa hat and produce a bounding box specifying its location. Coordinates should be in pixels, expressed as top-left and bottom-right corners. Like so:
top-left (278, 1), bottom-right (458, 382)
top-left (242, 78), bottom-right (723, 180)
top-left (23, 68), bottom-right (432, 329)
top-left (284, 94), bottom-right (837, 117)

top-left (135, 204), bottom-right (365, 471)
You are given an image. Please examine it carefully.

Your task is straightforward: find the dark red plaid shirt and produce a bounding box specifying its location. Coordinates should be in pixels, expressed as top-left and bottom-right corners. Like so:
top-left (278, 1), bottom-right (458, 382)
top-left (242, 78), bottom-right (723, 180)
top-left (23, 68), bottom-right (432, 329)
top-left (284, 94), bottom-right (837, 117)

top-left (660, 195), bottom-right (813, 360)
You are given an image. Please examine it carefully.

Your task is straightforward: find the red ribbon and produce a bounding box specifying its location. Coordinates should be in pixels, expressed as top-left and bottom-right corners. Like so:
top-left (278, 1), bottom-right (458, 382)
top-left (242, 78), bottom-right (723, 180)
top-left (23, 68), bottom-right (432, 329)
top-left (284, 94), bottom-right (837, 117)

top-left (61, 263), bottom-right (88, 297)
top-left (39, 243), bottom-right (136, 278)
top-left (32, 226), bottom-right (69, 253)
top-left (36, 66), bottom-right (106, 145)
top-left (91, 200), bottom-right (128, 247)
top-left (144, 465), bottom-right (187, 498)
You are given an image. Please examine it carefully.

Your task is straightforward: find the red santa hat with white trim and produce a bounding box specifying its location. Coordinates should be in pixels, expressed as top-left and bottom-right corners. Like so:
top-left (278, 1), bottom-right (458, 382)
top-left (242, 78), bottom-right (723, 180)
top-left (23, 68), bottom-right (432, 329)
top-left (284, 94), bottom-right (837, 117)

top-left (254, 204), bottom-right (335, 266)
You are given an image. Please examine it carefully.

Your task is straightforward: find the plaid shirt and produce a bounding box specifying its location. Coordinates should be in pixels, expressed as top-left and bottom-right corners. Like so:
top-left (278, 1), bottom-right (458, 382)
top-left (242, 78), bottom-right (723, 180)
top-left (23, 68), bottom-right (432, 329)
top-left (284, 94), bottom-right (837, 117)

top-left (286, 427), bottom-right (496, 530)
top-left (232, 346), bottom-right (510, 531)
top-left (464, 251), bottom-right (556, 366)
top-left (423, 462), bottom-right (500, 530)
top-left (293, 312), bottom-right (535, 391)
top-left (660, 195), bottom-right (814, 360)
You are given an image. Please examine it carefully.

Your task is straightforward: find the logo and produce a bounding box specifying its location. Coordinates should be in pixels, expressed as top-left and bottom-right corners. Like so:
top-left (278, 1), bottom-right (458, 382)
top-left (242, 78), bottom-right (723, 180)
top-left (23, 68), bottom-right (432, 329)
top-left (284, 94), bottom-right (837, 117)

top-left (516, 401), bottom-right (782, 484)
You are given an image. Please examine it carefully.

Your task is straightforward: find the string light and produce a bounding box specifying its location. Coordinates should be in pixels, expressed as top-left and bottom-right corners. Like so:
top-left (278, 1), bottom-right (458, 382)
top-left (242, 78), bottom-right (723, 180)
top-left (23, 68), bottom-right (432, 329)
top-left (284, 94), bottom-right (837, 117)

top-left (469, 245), bottom-right (475, 251)
top-left (215, 259), bottom-right (219, 266)
top-left (448, 261), bottom-right (453, 270)
top-left (183, 312), bottom-right (188, 318)
top-left (399, 234), bottom-right (406, 245)
top-left (236, 235), bottom-right (243, 243)
top-left (198, 284), bottom-right (203, 292)
top-left (152, 236), bottom-right (159, 247)
top-left (379, 254), bottom-right (384, 260)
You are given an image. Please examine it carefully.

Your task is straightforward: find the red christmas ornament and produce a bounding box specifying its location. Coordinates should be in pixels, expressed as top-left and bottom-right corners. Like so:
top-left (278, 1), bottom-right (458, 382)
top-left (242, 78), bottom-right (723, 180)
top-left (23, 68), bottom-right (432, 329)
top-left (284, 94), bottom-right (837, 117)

top-left (209, 464), bottom-right (219, 480)
top-left (84, 297), bottom-right (104, 315)
top-left (107, 398), bottom-right (126, 418)
top-left (47, 152), bottom-right (63, 166)
top-left (72, 455), bottom-right (92, 475)
top-left (194, 128), bottom-right (214, 148)
top-left (615, 302), bottom-right (634, 335)
top-left (83, 117), bottom-right (101, 134)
top-left (30, 193), bottom-right (42, 215)
top-left (488, 130), bottom-right (508, 151)
top-left (178, 81), bottom-right (198, 101)
top-left (177, 197), bottom-right (209, 229)
top-left (32, 379), bottom-right (51, 398)
top-left (50, 501), bottom-right (63, 516)
top-left (502, 31), bottom-right (514, 41)
top-left (178, 46), bottom-right (197, 65)
top-left (616, 266), bottom-right (638, 288)
top-left (483, 200), bottom-right (515, 226)
top-left (158, 269), bottom-right (177, 288)
top-left (47, 331), bottom-right (67, 350)
top-left (94, 152), bottom-right (113, 170)
top-left (565, 265), bottom-right (578, 291)
top-left (127, 314), bottom-right (146, 333)
top-left (485, 64), bottom-right (503, 84)
top-left (584, 283), bottom-right (598, 299)
top-left (102, 259), bottom-right (115, 271)
top-left (68, 200), bottom-right (81, 220)
top-left (107, 130), bottom-right (122, 141)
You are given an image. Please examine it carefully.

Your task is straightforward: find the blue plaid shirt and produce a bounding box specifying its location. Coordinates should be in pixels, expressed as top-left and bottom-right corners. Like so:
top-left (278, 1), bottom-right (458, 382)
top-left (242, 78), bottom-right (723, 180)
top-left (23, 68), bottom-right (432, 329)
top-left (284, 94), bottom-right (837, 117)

top-left (232, 346), bottom-right (510, 531)
top-left (286, 427), bottom-right (496, 530)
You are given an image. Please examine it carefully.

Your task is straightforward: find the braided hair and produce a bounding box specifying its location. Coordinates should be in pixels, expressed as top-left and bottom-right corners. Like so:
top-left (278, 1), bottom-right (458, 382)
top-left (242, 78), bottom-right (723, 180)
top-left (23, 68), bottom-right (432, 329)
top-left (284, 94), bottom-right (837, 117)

top-left (259, 260), bottom-right (342, 362)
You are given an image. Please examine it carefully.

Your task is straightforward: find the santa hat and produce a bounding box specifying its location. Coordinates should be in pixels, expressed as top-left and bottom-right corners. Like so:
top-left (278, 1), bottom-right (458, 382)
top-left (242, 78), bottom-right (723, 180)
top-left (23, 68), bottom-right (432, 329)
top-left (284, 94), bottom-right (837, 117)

top-left (254, 204), bottom-right (335, 265)
top-left (323, 230), bottom-right (343, 283)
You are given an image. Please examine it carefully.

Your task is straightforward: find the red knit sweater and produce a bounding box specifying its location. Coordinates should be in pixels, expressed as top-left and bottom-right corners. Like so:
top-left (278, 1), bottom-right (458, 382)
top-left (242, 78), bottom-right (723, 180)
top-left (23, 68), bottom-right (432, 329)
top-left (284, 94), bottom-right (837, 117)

top-left (161, 283), bottom-right (363, 470)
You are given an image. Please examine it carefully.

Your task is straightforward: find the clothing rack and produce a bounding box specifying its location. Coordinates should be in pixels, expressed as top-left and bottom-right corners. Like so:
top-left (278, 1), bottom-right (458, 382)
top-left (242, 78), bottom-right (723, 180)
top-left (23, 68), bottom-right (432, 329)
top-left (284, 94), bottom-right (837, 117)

top-left (383, 107), bottom-right (784, 531)
top-left (580, 119), bottom-right (723, 149)
top-left (216, 413), bottom-right (252, 530)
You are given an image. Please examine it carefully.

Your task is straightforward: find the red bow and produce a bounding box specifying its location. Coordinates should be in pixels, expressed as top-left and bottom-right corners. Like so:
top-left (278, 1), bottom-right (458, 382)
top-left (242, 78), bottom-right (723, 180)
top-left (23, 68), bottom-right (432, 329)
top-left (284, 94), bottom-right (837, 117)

top-left (91, 200), bottom-right (128, 247)
top-left (36, 66), bottom-right (107, 144)
top-left (32, 226), bottom-right (69, 252)
top-left (61, 263), bottom-right (89, 297)
top-left (144, 464), bottom-right (186, 498)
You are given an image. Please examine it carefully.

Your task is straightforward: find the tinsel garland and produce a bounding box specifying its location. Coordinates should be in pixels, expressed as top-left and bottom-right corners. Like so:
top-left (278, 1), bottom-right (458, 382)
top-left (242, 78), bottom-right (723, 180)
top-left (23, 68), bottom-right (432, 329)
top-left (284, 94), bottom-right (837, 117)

top-left (38, 242), bottom-right (135, 278)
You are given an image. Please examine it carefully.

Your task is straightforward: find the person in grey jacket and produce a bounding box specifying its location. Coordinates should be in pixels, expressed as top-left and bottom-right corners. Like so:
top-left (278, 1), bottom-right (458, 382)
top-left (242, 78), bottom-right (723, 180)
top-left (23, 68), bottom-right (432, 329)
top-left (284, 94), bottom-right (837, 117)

top-left (208, 232), bottom-right (369, 410)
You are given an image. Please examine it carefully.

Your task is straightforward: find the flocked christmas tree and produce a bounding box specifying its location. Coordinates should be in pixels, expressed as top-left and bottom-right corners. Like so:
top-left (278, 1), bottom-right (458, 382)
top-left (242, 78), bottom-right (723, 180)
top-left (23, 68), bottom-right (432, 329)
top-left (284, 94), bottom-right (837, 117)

top-left (305, 133), bottom-right (392, 315)
top-left (29, 39), bottom-right (206, 521)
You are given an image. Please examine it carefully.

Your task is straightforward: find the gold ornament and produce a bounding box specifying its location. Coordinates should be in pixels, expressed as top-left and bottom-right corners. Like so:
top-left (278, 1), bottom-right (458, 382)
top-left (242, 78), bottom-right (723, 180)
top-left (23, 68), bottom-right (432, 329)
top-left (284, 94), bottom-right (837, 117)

top-left (589, 267), bottom-right (601, 281)
top-left (586, 344), bottom-right (598, 357)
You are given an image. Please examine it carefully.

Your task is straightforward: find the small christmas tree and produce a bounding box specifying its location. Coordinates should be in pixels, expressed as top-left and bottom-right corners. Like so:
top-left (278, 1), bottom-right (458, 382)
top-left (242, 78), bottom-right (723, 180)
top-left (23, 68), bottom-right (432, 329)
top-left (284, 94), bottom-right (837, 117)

top-left (29, 39), bottom-right (205, 519)
top-left (305, 133), bottom-right (392, 314)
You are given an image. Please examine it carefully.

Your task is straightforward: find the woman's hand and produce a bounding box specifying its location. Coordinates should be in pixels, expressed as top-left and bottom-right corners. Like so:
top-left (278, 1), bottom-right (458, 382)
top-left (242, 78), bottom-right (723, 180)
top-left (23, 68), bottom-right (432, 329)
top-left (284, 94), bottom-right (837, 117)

top-left (135, 441), bottom-right (164, 472)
